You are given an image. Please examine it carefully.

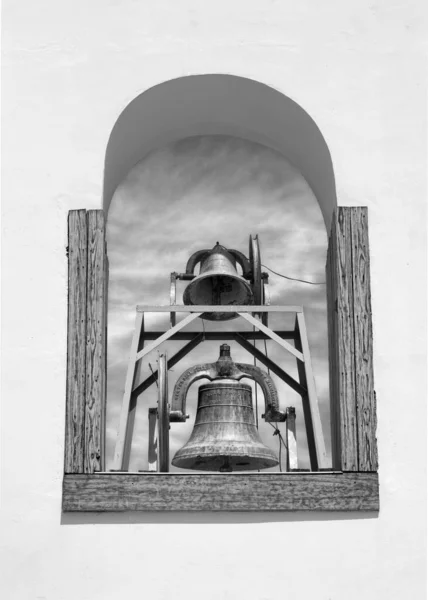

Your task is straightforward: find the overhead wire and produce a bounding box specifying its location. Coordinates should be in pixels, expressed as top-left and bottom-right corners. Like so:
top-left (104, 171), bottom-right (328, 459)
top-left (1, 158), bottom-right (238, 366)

top-left (260, 262), bottom-right (315, 470)
top-left (262, 263), bottom-right (326, 286)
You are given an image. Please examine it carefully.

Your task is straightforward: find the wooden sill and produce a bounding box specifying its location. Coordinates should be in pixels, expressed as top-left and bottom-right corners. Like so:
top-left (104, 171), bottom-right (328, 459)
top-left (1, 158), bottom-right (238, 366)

top-left (62, 472), bottom-right (379, 512)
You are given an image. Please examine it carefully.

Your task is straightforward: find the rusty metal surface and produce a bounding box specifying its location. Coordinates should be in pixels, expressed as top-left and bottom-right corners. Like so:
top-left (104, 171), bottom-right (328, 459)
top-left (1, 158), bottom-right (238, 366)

top-left (172, 381), bottom-right (279, 472)
top-left (183, 243), bottom-right (253, 320)
top-left (169, 344), bottom-right (286, 423)
top-left (171, 344), bottom-right (284, 472)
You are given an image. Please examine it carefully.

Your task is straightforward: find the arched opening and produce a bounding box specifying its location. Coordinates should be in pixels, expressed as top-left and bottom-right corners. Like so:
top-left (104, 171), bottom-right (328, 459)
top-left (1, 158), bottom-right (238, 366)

top-left (103, 75), bottom-right (337, 472)
top-left (106, 135), bottom-right (330, 471)
top-left (103, 74), bottom-right (337, 230)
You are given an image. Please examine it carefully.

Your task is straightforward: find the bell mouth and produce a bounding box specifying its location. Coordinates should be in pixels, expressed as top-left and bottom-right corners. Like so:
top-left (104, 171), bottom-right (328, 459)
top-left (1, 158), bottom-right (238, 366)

top-left (172, 453), bottom-right (279, 472)
top-left (183, 273), bottom-right (253, 321)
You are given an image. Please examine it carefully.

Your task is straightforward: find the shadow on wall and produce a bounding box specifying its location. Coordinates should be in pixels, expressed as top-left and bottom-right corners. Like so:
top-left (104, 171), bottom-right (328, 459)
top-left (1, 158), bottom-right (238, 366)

top-left (61, 511), bottom-right (378, 526)
top-left (103, 74), bottom-right (337, 230)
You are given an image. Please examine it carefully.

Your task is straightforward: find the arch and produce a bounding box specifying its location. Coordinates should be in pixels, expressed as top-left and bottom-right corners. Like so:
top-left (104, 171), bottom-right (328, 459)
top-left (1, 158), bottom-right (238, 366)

top-left (103, 75), bottom-right (337, 230)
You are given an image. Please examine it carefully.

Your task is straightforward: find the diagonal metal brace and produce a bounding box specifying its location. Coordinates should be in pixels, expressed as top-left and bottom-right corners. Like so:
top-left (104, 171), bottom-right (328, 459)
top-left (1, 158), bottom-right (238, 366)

top-left (238, 312), bottom-right (304, 361)
top-left (234, 333), bottom-right (307, 397)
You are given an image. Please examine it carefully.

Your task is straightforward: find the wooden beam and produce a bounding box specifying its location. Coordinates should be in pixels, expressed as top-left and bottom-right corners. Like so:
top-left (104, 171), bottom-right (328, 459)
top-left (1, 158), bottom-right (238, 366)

top-left (103, 251), bottom-right (109, 471)
top-left (65, 210), bottom-right (87, 473)
top-left (62, 472), bottom-right (379, 512)
top-left (350, 208), bottom-right (378, 471)
top-left (327, 209), bottom-right (358, 471)
top-left (84, 210), bottom-right (107, 473)
top-left (326, 208), bottom-right (378, 472)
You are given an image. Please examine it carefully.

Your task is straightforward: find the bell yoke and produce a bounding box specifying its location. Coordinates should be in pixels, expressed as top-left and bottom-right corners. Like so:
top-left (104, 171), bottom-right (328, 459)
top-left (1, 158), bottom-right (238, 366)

top-left (170, 344), bottom-right (286, 472)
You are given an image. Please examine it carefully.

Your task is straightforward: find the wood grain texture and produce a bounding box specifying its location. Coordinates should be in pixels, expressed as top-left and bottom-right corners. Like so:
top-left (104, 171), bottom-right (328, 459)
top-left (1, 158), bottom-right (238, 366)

top-left (326, 231), bottom-right (341, 470)
top-left (350, 208), bottom-right (378, 471)
top-left (326, 208), bottom-right (378, 472)
top-left (65, 210), bottom-right (87, 473)
top-left (103, 252), bottom-right (109, 470)
top-left (62, 472), bottom-right (379, 512)
top-left (85, 210), bottom-right (107, 473)
top-left (330, 209), bottom-right (359, 470)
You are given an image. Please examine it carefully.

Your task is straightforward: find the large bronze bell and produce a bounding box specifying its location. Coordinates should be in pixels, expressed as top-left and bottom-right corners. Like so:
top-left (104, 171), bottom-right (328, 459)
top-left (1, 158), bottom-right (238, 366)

top-left (170, 345), bottom-right (286, 472)
top-left (183, 243), bottom-right (254, 320)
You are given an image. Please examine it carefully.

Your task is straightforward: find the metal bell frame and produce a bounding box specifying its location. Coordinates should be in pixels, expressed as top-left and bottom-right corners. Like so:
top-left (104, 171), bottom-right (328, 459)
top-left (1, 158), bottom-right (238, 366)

top-left (112, 235), bottom-right (328, 473)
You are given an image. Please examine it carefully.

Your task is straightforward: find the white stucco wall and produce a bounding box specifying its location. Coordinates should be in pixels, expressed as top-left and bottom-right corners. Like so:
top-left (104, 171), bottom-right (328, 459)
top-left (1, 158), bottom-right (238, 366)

top-left (2, 1), bottom-right (426, 599)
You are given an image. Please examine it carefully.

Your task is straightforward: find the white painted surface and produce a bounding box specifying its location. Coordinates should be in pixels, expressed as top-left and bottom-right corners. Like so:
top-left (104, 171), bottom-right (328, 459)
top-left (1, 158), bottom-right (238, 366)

top-left (1, 1), bottom-right (426, 599)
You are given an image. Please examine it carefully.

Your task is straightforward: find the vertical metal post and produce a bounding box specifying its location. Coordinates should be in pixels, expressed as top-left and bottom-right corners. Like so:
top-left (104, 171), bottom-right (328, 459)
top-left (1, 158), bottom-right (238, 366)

top-left (170, 272), bottom-right (177, 327)
top-left (157, 352), bottom-right (170, 472)
top-left (285, 407), bottom-right (298, 471)
top-left (148, 408), bottom-right (158, 472)
top-left (262, 274), bottom-right (270, 326)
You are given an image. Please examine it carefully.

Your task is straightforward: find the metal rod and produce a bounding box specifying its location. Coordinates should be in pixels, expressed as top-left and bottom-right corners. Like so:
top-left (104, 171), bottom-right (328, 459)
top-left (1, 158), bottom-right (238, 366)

top-left (148, 408), bottom-right (157, 472)
top-left (286, 407), bottom-right (298, 471)
top-left (170, 273), bottom-right (177, 327)
top-left (157, 353), bottom-right (169, 473)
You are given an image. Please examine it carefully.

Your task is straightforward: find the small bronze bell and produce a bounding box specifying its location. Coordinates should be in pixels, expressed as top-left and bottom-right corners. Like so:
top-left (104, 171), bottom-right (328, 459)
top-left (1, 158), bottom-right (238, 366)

top-left (170, 345), bottom-right (286, 472)
top-left (183, 243), bottom-right (254, 320)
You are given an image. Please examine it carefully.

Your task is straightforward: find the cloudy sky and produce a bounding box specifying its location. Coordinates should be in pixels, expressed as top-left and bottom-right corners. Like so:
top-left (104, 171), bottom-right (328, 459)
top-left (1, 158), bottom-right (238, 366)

top-left (106, 135), bottom-right (330, 472)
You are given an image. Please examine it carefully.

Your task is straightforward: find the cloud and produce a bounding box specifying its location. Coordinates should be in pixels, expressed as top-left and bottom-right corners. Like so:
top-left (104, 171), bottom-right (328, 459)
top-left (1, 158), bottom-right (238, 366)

top-left (105, 135), bottom-right (330, 471)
